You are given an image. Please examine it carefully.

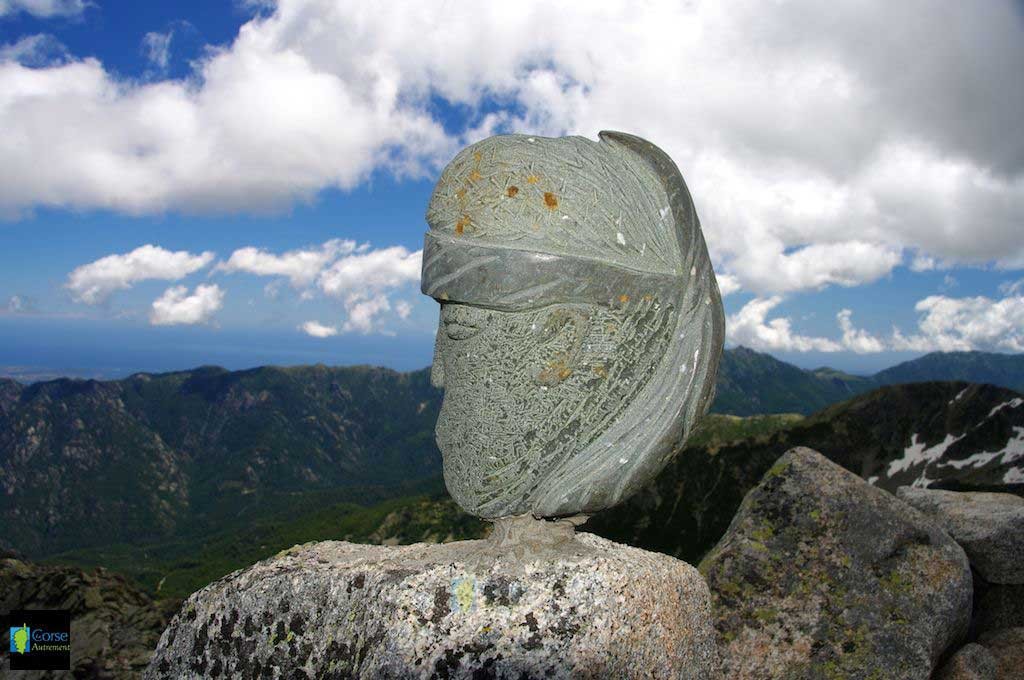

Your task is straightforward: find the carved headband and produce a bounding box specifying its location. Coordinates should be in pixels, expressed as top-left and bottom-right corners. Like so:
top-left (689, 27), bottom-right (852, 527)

top-left (420, 230), bottom-right (685, 313)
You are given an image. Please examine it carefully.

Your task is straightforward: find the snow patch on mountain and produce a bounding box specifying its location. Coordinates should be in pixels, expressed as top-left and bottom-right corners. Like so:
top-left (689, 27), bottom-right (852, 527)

top-left (888, 433), bottom-right (966, 477)
top-left (986, 397), bottom-right (1023, 419)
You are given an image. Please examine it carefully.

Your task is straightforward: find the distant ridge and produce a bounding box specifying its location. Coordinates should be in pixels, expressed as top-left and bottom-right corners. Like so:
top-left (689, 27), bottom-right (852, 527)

top-left (2, 348), bottom-right (1022, 560)
top-left (713, 347), bottom-right (1024, 415)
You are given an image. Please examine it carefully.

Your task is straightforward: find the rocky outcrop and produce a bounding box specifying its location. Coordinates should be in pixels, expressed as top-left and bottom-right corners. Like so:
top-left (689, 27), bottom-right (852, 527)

top-left (700, 447), bottom-right (972, 679)
top-left (145, 524), bottom-right (718, 679)
top-left (896, 488), bottom-right (1024, 584)
top-left (0, 554), bottom-right (177, 679)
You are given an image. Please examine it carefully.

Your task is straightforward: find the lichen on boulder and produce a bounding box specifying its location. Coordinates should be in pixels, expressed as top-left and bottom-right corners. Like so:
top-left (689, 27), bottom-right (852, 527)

top-left (699, 447), bottom-right (972, 679)
top-left (145, 527), bottom-right (718, 679)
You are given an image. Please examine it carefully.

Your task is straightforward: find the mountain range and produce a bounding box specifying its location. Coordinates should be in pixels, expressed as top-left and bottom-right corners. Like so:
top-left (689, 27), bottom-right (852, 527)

top-left (1, 348), bottom-right (1022, 598)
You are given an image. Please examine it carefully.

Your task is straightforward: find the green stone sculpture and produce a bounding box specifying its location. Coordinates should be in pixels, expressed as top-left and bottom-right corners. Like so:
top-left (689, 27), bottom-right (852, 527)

top-left (421, 131), bottom-right (724, 520)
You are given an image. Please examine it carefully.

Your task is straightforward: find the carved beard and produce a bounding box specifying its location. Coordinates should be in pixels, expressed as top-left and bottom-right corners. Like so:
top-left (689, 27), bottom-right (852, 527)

top-left (432, 299), bottom-right (674, 518)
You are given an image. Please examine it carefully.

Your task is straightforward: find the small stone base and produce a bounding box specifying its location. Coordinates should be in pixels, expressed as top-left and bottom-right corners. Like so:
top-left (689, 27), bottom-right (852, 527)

top-left (145, 527), bottom-right (718, 679)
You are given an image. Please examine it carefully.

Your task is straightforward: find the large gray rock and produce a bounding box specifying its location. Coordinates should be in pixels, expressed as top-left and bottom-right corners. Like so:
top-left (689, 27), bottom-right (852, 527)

top-left (896, 488), bottom-right (1024, 585)
top-left (700, 447), bottom-right (972, 680)
top-left (145, 525), bottom-right (718, 679)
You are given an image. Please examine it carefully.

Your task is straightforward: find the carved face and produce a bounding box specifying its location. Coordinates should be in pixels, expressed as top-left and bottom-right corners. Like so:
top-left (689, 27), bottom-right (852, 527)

top-left (430, 298), bottom-right (674, 518)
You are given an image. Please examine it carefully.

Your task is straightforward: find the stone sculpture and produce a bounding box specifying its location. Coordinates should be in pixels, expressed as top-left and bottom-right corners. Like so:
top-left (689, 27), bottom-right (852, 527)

top-left (146, 131), bottom-right (726, 679)
top-left (421, 131), bottom-right (725, 519)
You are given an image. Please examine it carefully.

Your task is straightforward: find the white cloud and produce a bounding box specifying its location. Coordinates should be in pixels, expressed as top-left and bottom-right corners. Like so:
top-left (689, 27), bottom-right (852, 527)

top-left (836, 308), bottom-right (885, 354)
top-left (317, 246), bottom-right (421, 299)
top-left (891, 294), bottom-right (1024, 352)
top-left (0, 0), bottom-right (87, 18)
top-left (342, 294), bottom-right (390, 334)
top-left (727, 297), bottom-right (842, 353)
top-left (394, 300), bottom-right (412, 319)
top-left (716, 274), bottom-right (741, 297)
top-left (141, 31), bottom-right (172, 71)
top-left (299, 320), bottom-right (338, 337)
top-left (2, 1), bottom-right (1023, 292)
top-left (149, 284), bottom-right (224, 326)
top-left (66, 244), bottom-right (215, 304)
top-left (316, 245), bottom-right (421, 333)
top-left (218, 238), bottom-right (360, 288)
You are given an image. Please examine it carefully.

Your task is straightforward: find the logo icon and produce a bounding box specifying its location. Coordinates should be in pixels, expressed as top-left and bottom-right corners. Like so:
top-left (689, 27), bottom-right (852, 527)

top-left (5, 610), bottom-right (70, 671)
top-left (10, 624), bottom-right (29, 654)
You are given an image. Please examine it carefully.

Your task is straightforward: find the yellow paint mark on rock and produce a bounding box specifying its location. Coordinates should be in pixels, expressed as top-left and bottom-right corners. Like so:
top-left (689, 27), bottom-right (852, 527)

top-left (526, 174), bottom-right (539, 184)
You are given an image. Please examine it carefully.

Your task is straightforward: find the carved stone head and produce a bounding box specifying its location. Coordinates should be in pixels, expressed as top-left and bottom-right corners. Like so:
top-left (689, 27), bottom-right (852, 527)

top-left (421, 131), bottom-right (724, 520)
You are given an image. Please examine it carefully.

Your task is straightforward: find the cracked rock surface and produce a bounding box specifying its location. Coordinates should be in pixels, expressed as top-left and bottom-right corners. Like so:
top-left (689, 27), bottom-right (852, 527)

top-left (144, 530), bottom-right (717, 679)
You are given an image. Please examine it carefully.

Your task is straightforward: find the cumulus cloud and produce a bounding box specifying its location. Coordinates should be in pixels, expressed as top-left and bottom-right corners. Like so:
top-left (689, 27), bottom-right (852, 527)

top-left (342, 295), bottom-right (390, 334)
top-left (891, 293), bottom-right (1024, 352)
top-left (299, 320), bottom-right (338, 337)
top-left (2, 1), bottom-right (1023, 292)
top-left (0, 0), bottom-right (87, 18)
top-left (218, 238), bottom-right (362, 288)
top-left (317, 246), bottom-right (421, 298)
top-left (716, 274), bottom-right (741, 297)
top-left (394, 300), bottom-right (412, 319)
top-left (837, 309), bottom-right (885, 354)
top-left (317, 245), bottom-right (421, 334)
top-left (149, 283), bottom-right (224, 325)
top-left (727, 297), bottom-right (842, 353)
top-left (66, 245), bottom-right (215, 304)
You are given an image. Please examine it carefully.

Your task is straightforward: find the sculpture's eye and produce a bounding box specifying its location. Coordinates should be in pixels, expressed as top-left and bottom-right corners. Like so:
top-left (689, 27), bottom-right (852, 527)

top-left (442, 303), bottom-right (481, 340)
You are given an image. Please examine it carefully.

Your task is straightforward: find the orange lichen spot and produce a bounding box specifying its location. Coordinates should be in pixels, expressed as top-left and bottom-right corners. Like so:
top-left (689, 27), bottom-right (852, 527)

top-left (592, 364), bottom-right (608, 378)
top-left (507, 185), bottom-right (519, 198)
top-left (526, 174), bottom-right (539, 184)
top-left (468, 169), bottom-right (482, 183)
top-left (535, 353), bottom-right (574, 385)
top-left (543, 192), bottom-right (558, 209)
top-left (642, 294), bottom-right (653, 302)
top-left (455, 216), bottom-right (470, 235)
top-left (619, 294), bottom-right (630, 304)
top-left (473, 151), bottom-right (482, 163)
top-left (456, 188), bottom-right (467, 200)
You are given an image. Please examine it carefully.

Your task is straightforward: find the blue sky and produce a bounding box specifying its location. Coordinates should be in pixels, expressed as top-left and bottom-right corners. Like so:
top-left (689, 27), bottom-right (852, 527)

top-left (1, 0), bottom-right (1022, 379)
